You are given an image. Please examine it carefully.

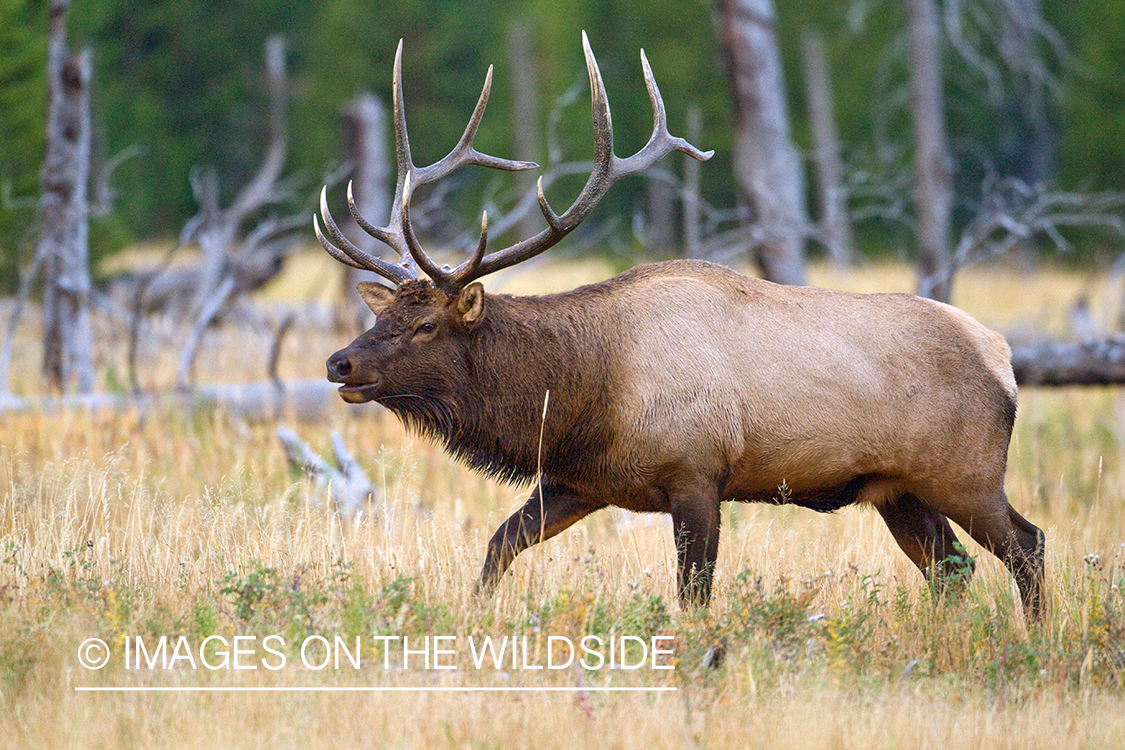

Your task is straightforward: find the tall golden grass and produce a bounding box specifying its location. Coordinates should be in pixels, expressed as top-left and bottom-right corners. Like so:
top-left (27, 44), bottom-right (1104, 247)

top-left (0, 254), bottom-right (1122, 749)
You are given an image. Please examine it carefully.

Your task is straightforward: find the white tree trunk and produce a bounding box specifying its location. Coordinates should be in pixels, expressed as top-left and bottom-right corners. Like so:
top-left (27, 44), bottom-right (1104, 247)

top-left (39, 0), bottom-right (93, 394)
top-left (720, 0), bottom-right (808, 285)
top-left (801, 28), bottom-right (854, 269)
top-left (908, 0), bottom-right (954, 302)
top-left (340, 92), bottom-right (391, 330)
top-left (507, 20), bottom-right (543, 243)
top-left (682, 106), bottom-right (704, 259)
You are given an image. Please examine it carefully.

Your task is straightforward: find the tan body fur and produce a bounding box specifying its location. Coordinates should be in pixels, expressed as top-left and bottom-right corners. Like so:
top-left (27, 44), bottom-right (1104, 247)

top-left (327, 259), bottom-right (1044, 616)
top-left (605, 262), bottom-right (1012, 510)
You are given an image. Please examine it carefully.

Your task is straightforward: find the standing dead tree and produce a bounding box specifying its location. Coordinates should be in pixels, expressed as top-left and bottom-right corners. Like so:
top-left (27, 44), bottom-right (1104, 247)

top-left (942, 0), bottom-right (1065, 186)
top-left (158, 36), bottom-right (305, 390)
top-left (801, 28), bottom-right (854, 269)
top-left (507, 20), bottom-right (544, 244)
top-left (908, 0), bottom-right (955, 302)
top-left (335, 93), bottom-right (391, 332)
top-left (39, 0), bottom-right (94, 394)
top-left (719, 0), bottom-right (809, 286)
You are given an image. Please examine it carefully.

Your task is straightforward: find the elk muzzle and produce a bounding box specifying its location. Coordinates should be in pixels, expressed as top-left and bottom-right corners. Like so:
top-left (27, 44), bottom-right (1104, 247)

top-left (326, 350), bottom-right (380, 403)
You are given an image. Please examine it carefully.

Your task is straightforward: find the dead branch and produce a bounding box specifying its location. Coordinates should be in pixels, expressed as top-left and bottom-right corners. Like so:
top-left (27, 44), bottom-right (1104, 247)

top-left (0, 244), bottom-right (49, 395)
top-left (0, 377), bottom-right (342, 420)
top-left (91, 144), bottom-right (145, 219)
top-left (952, 178), bottom-right (1125, 271)
top-left (277, 426), bottom-right (383, 522)
top-left (268, 313), bottom-right (296, 389)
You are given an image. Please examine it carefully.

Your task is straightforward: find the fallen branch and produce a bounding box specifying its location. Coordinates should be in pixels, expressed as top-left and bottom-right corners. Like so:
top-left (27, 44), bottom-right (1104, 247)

top-left (0, 377), bottom-right (345, 420)
top-left (1011, 336), bottom-right (1125, 386)
top-left (278, 426), bottom-right (383, 522)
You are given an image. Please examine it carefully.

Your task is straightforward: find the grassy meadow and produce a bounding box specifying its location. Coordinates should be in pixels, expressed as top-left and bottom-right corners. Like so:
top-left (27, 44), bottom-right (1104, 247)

top-left (1, 253), bottom-right (1123, 749)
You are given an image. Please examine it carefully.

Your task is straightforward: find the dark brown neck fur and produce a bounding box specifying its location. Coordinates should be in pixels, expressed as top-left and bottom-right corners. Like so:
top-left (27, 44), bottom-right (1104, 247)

top-left (381, 287), bottom-right (620, 485)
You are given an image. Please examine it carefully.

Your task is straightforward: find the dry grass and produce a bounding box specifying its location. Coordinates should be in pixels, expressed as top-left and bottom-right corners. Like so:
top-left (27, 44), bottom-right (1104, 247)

top-left (1, 255), bottom-right (1124, 749)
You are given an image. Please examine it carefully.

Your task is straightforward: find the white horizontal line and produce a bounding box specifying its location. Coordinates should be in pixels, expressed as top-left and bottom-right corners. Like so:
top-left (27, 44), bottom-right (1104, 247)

top-left (75, 686), bottom-right (676, 693)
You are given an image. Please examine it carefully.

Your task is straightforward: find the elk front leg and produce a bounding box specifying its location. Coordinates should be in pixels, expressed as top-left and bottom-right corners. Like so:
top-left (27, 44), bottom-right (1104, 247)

top-left (671, 483), bottom-right (721, 609)
top-left (475, 483), bottom-right (603, 597)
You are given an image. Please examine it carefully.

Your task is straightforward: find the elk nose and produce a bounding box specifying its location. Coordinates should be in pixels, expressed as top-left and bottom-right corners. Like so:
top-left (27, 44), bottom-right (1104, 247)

top-left (326, 351), bottom-right (352, 382)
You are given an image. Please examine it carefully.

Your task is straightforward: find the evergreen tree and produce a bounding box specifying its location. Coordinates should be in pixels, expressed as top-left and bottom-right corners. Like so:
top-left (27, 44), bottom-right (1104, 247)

top-left (0, 0), bottom-right (47, 292)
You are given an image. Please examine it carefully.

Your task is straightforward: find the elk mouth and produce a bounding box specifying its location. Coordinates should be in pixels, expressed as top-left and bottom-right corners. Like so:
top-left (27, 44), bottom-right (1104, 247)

top-left (336, 383), bottom-right (380, 404)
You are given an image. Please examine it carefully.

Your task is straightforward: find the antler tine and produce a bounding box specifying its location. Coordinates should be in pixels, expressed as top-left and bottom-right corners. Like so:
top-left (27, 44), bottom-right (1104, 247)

top-left (390, 39), bottom-right (413, 184)
top-left (392, 52), bottom-right (536, 293)
top-left (461, 210), bottom-right (490, 281)
top-left (433, 32), bottom-right (711, 289)
top-left (316, 186), bottom-right (416, 286)
top-left (346, 181), bottom-right (403, 257)
top-left (583, 31), bottom-right (615, 167)
top-left (317, 35), bottom-right (710, 296)
top-left (614, 48), bottom-right (715, 178)
top-left (398, 171), bottom-right (447, 283)
top-left (416, 66), bottom-right (540, 187)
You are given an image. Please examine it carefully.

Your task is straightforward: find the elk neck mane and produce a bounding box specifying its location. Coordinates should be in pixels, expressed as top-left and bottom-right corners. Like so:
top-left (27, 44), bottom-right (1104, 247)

top-left (379, 283), bottom-right (622, 486)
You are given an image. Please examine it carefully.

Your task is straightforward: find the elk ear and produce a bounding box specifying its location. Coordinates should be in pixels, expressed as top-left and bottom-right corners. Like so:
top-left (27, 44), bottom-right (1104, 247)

top-left (356, 282), bottom-right (396, 315)
top-left (455, 282), bottom-right (486, 327)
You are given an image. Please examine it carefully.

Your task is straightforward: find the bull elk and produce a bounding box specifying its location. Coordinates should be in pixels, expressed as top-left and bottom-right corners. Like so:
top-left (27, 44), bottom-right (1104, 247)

top-left (316, 34), bottom-right (1045, 619)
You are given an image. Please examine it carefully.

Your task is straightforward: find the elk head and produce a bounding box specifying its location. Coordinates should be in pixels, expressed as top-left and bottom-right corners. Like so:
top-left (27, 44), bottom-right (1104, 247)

top-left (317, 33), bottom-right (712, 404)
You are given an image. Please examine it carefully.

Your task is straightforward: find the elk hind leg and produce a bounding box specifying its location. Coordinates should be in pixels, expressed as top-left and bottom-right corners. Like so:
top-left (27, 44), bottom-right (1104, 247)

top-left (944, 493), bottom-right (1045, 620)
top-left (876, 492), bottom-right (975, 597)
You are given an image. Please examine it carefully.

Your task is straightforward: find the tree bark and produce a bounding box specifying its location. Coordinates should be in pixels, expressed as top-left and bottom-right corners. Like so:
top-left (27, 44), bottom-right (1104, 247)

top-left (40, 0), bottom-right (93, 394)
top-left (1011, 337), bottom-right (1125, 386)
top-left (719, 0), bottom-right (808, 286)
top-left (908, 0), bottom-right (954, 302)
top-left (683, 105), bottom-right (704, 259)
top-left (339, 92), bottom-right (391, 331)
top-left (507, 20), bottom-right (542, 243)
top-left (800, 28), bottom-right (854, 269)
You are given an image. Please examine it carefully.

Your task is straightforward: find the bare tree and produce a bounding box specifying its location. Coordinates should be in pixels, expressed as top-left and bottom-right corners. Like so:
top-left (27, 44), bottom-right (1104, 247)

top-left (508, 20), bottom-right (543, 243)
top-left (908, 0), bottom-right (955, 302)
top-left (184, 37), bottom-right (293, 313)
top-left (39, 0), bottom-right (94, 394)
top-left (801, 28), bottom-right (854, 268)
top-left (943, 0), bottom-right (1063, 186)
top-left (337, 93), bottom-right (391, 331)
top-left (719, 0), bottom-right (809, 285)
top-left (172, 36), bottom-right (305, 389)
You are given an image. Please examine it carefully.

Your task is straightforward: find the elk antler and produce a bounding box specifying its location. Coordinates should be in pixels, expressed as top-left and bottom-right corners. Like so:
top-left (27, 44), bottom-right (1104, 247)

top-left (316, 32), bottom-right (713, 295)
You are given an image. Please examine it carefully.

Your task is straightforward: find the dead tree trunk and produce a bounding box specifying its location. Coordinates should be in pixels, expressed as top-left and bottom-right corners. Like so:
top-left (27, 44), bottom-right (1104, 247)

top-left (176, 36), bottom-right (299, 389)
top-left (908, 0), bottom-right (954, 302)
top-left (683, 105), bottom-right (704, 259)
top-left (1011, 337), bottom-right (1125, 386)
top-left (507, 20), bottom-right (543, 243)
top-left (339, 93), bottom-right (391, 332)
top-left (188, 36), bottom-right (290, 316)
top-left (801, 28), bottom-right (854, 269)
top-left (720, 0), bottom-right (808, 286)
top-left (40, 0), bottom-right (93, 394)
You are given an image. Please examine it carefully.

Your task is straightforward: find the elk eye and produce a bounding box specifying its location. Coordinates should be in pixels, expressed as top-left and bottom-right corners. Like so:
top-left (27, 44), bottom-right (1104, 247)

top-left (419, 322), bottom-right (436, 334)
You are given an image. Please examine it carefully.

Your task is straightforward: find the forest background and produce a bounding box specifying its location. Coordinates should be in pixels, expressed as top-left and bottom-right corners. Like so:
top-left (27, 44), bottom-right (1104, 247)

top-left (3, 0), bottom-right (1125, 293)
